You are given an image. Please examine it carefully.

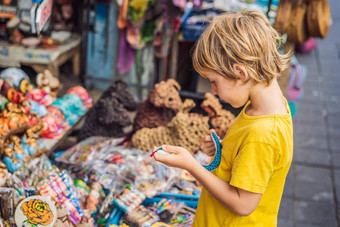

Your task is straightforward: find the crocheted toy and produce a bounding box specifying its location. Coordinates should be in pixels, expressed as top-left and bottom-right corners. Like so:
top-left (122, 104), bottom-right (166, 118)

top-left (201, 93), bottom-right (235, 138)
top-left (131, 93), bottom-right (235, 153)
top-left (99, 80), bottom-right (137, 111)
top-left (131, 99), bottom-right (209, 153)
top-left (133, 79), bottom-right (183, 132)
top-left (77, 80), bottom-right (137, 141)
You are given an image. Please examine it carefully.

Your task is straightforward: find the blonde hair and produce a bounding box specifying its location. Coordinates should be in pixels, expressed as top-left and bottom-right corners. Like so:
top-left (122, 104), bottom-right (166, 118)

top-left (192, 9), bottom-right (292, 85)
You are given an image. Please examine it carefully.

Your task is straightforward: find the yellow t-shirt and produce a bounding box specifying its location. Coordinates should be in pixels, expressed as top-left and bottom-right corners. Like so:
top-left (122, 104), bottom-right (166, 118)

top-left (193, 100), bottom-right (293, 227)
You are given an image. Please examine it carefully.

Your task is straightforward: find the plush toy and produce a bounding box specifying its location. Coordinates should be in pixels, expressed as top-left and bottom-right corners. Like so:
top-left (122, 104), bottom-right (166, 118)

top-left (131, 99), bottom-right (209, 154)
top-left (200, 93), bottom-right (235, 138)
top-left (131, 93), bottom-right (235, 153)
top-left (77, 80), bottom-right (137, 141)
top-left (133, 79), bottom-right (183, 132)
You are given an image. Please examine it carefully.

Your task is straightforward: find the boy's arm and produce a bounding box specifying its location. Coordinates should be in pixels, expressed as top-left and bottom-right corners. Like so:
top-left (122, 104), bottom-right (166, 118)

top-left (153, 145), bottom-right (262, 216)
top-left (189, 160), bottom-right (262, 216)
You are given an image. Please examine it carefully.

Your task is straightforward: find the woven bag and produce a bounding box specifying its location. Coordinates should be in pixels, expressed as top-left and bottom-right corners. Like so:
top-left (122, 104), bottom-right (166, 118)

top-left (274, 0), bottom-right (293, 33)
top-left (306, 0), bottom-right (331, 38)
top-left (286, 0), bottom-right (309, 44)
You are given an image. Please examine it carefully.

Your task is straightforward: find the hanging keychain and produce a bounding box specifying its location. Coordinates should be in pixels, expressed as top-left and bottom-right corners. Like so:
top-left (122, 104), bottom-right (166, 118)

top-left (150, 131), bottom-right (222, 171)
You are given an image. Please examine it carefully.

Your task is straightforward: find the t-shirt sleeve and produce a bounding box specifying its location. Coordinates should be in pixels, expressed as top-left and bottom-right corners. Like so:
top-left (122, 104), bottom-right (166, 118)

top-left (229, 142), bottom-right (279, 194)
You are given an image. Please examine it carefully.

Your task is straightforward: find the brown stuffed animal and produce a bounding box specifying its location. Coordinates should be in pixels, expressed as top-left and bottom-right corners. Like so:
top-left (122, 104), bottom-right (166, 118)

top-left (131, 93), bottom-right (235, 153)
top-left (133, 79), bottom-right (183, 132)
top-left (131, 99), bottom-right (209, 154)
top-left (201, 93), bottom-right (235, 138)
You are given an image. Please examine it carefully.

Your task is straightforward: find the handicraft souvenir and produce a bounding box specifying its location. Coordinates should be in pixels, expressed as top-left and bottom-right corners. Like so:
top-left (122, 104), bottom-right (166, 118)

top-left (14, 196), bottom-right (57, 227)
top-left (133, 79), bottom-right (183, 132)
top-left (77, 80), bottom-right (137, 141)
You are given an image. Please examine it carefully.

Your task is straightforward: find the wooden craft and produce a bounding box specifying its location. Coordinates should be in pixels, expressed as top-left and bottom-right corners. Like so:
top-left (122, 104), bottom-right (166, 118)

top-left (274, 0), bottom-right (293, 34)
top-left (286, 0), bottom-right (309, 44)
top-left (306, 0), bottom-right (331, 38)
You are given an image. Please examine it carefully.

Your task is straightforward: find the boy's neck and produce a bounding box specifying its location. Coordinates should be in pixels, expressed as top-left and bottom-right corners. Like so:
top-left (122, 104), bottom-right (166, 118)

top-left (246, 79), bottom-right (287, 116)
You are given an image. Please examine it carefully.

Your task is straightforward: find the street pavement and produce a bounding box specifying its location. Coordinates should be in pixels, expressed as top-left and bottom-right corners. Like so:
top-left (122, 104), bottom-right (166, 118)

top-left (277, 0), bottom-right (340, 226)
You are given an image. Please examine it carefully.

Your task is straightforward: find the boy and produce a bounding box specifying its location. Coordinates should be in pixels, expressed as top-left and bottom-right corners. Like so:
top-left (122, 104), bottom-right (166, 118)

top-left (154, 9), bottom-right (293, 226)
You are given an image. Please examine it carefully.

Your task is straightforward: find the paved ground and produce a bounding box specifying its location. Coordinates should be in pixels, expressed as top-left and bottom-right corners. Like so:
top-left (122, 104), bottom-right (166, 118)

top-left (277, 0), bottom-right (340, 226)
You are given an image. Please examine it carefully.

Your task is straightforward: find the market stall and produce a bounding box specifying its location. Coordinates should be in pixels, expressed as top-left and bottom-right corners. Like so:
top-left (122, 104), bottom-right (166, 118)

top-left (0, 0), bottom-right (331, 226)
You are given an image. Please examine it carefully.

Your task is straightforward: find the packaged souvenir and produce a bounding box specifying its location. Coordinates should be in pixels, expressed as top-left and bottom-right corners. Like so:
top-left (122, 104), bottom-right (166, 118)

top-left (29, 100), bottom-right (48, 117)
top-left (67, 86), bottom-right (93, 108)
top-left (26, 89), bottom-right (54, 106)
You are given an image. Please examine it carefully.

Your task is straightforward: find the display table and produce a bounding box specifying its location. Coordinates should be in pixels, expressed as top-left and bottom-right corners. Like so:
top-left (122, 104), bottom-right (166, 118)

top-left (0, 34), bottom-right (81, 78)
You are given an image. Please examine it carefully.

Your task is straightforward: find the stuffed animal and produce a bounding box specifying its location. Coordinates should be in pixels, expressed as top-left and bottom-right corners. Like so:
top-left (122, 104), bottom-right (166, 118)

top-left (77, 80), bottom-right (137, 141)
top-left (201, 93), bottom-right (235, 138)
top-left (131, 93), bottom-right (235, 153)
top-left (133, 79), bottom-right (183, 132)
top-left (131, 99), bottom-right (209, 154)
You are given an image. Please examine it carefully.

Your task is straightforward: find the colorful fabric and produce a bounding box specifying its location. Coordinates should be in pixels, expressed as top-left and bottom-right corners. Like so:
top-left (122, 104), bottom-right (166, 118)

top-left (117, 29), bottom-right (135, 74)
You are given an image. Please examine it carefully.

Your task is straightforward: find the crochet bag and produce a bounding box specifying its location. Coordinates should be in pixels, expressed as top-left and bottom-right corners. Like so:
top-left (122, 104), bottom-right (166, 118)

top-left (306, 0), bottom-right (331, 38)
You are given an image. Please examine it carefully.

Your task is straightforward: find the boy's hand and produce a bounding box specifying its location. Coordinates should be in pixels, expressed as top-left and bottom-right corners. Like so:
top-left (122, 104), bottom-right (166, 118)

top-left (199, 129), bottom-right (219, 157)
top-left (153, 145), bottom-right (196, 171)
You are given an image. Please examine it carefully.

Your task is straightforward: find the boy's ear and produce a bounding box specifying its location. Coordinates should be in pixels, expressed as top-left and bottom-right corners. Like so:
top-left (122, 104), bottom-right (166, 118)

top-left (233, 64), bottom-right (248, 81)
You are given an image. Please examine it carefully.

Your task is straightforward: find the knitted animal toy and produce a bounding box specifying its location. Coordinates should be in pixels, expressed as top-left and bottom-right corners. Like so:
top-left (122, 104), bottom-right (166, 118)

top-left (131, 99), bottom-right (210, 154)
top-left (99, 79), bottom-right (137, 111)
top-left (131, 93), bottom-right (235, 153)
top-left (201, 93), bottom-right (235, 138)
top-left (77, 80), bottom-right (137, 141)
top-left (133, 79), bottom-right (183, 132)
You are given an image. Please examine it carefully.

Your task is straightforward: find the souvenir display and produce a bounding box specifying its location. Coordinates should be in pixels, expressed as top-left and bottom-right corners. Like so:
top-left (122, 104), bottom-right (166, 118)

top-left (0, 74), bottom-right (235, 226)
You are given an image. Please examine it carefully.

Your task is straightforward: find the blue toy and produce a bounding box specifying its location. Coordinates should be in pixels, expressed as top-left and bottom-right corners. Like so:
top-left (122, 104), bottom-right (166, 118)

top-left (202, 132), bottom-right (222, 171)
top-left (4, 156), bottom-right (23, 172)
